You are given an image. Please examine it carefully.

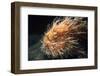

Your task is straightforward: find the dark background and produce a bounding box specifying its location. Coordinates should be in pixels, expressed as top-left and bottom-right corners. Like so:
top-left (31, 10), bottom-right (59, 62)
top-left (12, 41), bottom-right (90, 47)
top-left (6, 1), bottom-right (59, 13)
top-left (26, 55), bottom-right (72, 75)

top-left (28, 15), bottom-right (57, 35)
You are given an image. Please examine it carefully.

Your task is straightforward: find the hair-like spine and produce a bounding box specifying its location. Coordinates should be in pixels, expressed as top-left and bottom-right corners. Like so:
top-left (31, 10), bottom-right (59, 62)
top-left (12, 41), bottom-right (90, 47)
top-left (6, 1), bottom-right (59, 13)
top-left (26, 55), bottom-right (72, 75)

top-left (41, 17), bottom-right (87, 59)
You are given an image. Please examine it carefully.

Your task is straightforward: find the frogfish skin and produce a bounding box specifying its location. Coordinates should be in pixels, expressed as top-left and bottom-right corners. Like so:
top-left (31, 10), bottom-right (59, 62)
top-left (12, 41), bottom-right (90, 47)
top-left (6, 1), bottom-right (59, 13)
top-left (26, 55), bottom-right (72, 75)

top-left (41, 17), bottom-right (87, 59)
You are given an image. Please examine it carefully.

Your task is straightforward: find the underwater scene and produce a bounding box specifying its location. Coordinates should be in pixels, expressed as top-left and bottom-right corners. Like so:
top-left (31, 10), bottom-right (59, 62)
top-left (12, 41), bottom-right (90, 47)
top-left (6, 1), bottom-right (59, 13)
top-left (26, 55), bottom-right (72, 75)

top-left (28, 15), bottom-right (88, 61)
